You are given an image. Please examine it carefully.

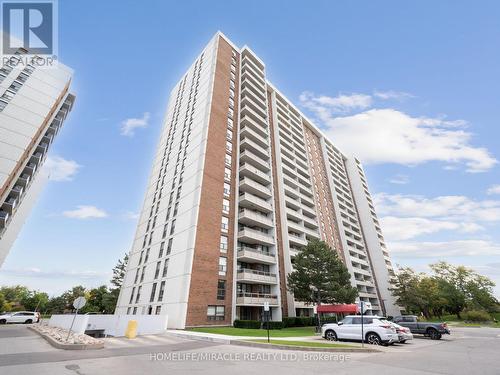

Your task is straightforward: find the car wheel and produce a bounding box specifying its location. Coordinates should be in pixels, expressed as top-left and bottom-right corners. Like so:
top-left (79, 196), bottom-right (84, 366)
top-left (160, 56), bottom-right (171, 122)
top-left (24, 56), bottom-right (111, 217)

top-left (428, 328), bottom-right (441, 340)
top-left (0, 319), bottom-right (6, 324)
top-left (366, 333), bottom-right (381, 345)
top-left (325, 330), bottom-right (338, 341)
top-left (24, 319), bottom-right (33, 324)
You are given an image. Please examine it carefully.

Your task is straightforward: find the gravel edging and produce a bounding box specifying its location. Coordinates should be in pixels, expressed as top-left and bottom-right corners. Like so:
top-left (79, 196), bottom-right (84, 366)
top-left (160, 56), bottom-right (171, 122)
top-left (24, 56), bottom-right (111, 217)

top-left (231, 340), bottom-right (380, 352)
top-left (28, 327), bottom-right (104, 350)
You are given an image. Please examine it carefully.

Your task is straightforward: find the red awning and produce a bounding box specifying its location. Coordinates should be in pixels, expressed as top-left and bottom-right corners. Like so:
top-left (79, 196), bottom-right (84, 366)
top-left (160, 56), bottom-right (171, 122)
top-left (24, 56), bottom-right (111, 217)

top-left (317, 304), bottom-right (358, 313)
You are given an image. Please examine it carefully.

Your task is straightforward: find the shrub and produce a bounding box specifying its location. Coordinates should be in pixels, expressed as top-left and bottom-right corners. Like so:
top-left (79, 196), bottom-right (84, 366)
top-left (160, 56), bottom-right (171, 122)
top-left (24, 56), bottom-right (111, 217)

top-left (295, 316), bottom-right (315, 327)
top-left (262, 321), bottom-right (284, 330)
top-left (233, 320), bottom-right (261, 329)
top-left (282, 317), bottom-right (296, 328)
top-left (463, 310), bottom-right (492, 322)
top-left (320, 316), bottom-right (338, 324)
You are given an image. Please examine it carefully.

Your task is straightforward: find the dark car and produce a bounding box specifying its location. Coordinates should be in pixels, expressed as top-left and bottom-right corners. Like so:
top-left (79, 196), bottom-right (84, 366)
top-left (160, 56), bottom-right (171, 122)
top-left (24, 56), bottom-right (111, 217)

top-left (392, 315), bottom-right (450, 340)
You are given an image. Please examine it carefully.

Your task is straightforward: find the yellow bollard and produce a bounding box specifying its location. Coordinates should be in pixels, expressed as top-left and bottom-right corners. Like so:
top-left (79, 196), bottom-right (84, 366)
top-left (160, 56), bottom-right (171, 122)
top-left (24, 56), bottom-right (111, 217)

top-left (125, 320), bottom-right (138, 339)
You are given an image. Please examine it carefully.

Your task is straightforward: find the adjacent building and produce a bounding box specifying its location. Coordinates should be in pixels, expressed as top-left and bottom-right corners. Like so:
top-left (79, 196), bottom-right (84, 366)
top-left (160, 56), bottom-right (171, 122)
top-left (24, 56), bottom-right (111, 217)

top-left (115, 32), bottom-right (400, 328)
top-left (0, 45), bottom-right (75, 266)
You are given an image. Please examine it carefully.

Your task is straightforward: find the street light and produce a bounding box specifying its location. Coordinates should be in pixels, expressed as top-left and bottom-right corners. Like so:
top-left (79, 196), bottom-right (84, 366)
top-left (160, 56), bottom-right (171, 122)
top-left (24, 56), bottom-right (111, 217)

top-left (310, 285), bottom-right (321, 333)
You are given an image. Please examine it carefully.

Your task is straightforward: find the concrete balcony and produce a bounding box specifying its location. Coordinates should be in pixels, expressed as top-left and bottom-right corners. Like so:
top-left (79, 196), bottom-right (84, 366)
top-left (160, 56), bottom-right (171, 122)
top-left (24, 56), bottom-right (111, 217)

top-left (237, 246), bottom-right (276, 264)
top-left (239, 163), bottom-right (270, 185)
top-left (238, 227), bottom-right (275, 246)
top-left (241, 104), bottom-right (267, 127)
top-left (10, 185), bottom-right (24, 197)
top-left (239, 177), bottom-right (272, 199)
top-left (241, 96), bottom-right (267, 121)
top-left (236, 293), bottom-right (278, 306)
top-left (240, 136), bottom-right (268, 160)
top-left (301, 204), bottom-right (316, 217)
top-left (2, 197), bottom-right (17, 213)
top-left (239, 192), bottom-right (273, 213)
top-left (236, 269), bottom-right (277, 284)
top-left (288, 233), bottom-right (307, 247)
top-left (241, 79), bottom-right (266, 102)
top-left (287, 220), bottom-right (304, 234)
top-left (241, 125), bottom-right (268, 148)
top-left (17, 174), bottom-right (30, 187)
top-left (286, 207), bottom-right (302, 222)
top-left (0, 210), bottom-right (9, 229)
top-left (241, 115), bottom-right (267, 138)
top-left (239, 150), bottom-right (270, 172)
top-left (238, 208), bottom-right (273, 229)
top-left (241, 87), bottom-right (267, 114)
top-left (303, 214), bottom-right (319, 228)
top-left (241, 56), bottom-right (265, 78)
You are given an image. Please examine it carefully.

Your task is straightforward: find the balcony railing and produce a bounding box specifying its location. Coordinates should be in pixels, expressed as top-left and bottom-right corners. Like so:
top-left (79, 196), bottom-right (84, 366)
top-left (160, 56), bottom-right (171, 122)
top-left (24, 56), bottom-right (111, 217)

top-left (237, 246), bottom-right (276, 264)
top-left (238, 227), bottom-right (275, 246)
top-left (236, 268), bottom-right (277, 284)
top-left (236, 292), bottom-right (279, 306)
top-left (238, 208), bottom-right (273, 228)
top-left (239, 177), bottom-right (272, 199)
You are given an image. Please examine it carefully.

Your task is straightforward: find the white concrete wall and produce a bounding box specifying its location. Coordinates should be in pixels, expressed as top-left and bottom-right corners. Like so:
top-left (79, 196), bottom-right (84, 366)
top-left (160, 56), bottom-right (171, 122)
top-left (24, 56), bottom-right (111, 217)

top-left (49, 314), bottom-right (169, 337)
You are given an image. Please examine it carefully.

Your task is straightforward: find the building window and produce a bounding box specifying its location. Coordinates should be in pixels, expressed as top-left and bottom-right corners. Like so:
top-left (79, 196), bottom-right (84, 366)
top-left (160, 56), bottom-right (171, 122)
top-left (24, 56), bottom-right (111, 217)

top-left (170, 219), bottom-right (176, 235)
top-left (144, 248), bottom-right (150, 263)
top-left (223, 183), bottom-right (230, 197)
top-left (224, 167), bottom-right (231, 180)
top-left (159, 242), bottom-right (165, 257)
top-left (219, 257), bottom-right (227, 276)
top-left (226, 129), bottom-right (233, 140)
top-left (155, 306), bottom-right (162, 315)
top-left (129, 287), bottom-right (135, 304)
top-left (140, 266), bottom-right (146, 282)
top-left (227, 117), bottom-right (233, 129)
top-left (135, 286), bottom-right (142, 303)
top-left (150, 283), bottom-right (157, 302)
top-left (162, 259), bottom-right (169, 278)
top-left (225, 154), bottom-right (231, 167)
top-left (222, 198), bottom-right (230, 214)
top-left (207, 305), bottom-right (225, 321)
top-left (166, 237), bottom-right (173, 255)
top-left (134, 268), bottom-right (140, 283)
top-left (158, 281), bottom-right (165, 301)
top-left (220, 235), bottom-right (228, 252)
top-left (217, 280), bottom-right (226, 300)
top-left (226, 141), bottom-right (233, 153)
top-left (154, 262), bottom-right (161, 279)
top-left (221, 217), bottom-right (229, 232)
top-left (133, 307), bottom-right (137, 315)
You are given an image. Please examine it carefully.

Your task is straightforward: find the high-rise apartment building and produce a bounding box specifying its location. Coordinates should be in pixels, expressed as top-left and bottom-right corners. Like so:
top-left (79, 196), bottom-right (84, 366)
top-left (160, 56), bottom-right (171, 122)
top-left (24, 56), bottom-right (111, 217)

top-left (116, 32), bottom-right (400, 328)
top-left (0, 44), bottom-right (75, 266)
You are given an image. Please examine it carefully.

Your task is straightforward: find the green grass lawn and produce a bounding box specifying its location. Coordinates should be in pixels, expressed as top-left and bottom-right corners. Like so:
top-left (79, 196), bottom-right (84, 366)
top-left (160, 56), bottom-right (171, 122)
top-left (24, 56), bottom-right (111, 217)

top-left (246, 339), bottom-right (356, 348)
top-left (421, 314), bottom-right (500, 328)
top-left (189, 326), bottom-right (316, 337)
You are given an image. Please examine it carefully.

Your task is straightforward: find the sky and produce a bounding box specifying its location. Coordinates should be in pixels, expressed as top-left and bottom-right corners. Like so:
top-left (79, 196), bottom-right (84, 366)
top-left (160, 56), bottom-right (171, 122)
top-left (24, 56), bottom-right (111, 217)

top-left (1, 0), bottom-right (499, 297)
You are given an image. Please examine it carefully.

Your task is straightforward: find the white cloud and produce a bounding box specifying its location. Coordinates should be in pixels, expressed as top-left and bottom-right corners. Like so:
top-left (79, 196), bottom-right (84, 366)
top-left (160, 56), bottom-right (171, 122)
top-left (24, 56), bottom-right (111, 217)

top-left (62, 205), bottom-right (108, 219)
top-left (300, 92), bottom-right (372, 114)
top-left (122, 210), bottom-right (139, 220)
top-left (388, 240), bottom-right (500, 258)
top-left (487, 185), bottom-right (500, 195)
top-left (374, 193), bottom-right (500, 222)
top-left (44, 156), bottom-right (81, 181)
top-left (300, 92), bottom-right (497, 172)
top-left (380, 216), bottom-right (484, 241)
top-left (388, 174), bottom-right (410, 185)
top-left (373, 90), bottom-right (414, 100)
top-left (120, 112), bottom-right (150, 137)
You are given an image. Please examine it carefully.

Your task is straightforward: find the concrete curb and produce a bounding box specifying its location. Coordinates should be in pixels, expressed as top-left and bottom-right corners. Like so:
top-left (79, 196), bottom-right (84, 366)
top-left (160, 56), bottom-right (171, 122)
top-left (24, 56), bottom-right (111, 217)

top-left (231, 340), bottom-right (380, 352)
top-left (166, 331), bottom-right (232, 344)
top-left (28, 327), bottom-right (104, 350)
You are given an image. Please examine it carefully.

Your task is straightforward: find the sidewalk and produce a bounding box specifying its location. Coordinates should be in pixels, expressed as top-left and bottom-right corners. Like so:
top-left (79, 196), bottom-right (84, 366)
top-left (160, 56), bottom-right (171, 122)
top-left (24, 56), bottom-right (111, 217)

top-left (165, 329), bottom-right (360, 346)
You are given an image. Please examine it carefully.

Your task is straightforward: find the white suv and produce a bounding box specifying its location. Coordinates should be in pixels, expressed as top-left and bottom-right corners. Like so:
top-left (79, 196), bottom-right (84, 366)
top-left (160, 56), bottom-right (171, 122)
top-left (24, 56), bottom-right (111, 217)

top-left (321, 315), bottom-right (397, 345)
top-left (0, 311), bottom-right (40, 324)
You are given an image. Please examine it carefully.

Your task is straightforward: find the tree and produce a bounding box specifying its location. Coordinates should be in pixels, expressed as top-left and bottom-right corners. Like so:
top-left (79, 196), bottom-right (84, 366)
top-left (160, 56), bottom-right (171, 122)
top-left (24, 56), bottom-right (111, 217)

top-left (45, 296), bottom-right (67, 314)
top-left (0, 285), bottom-right (30, 308)
top-left (21, 291), bottom-right (49, 312)
top-left (61, 285), bottom-right (88, 311)
top-left (111, 253), bottom-right (128, 289)
top-left (390, 266), bottom-right (423, 315)
top-left (430, 262), bottom-right (498, 316)
top-left (287, 239), bottom-right (358, 305)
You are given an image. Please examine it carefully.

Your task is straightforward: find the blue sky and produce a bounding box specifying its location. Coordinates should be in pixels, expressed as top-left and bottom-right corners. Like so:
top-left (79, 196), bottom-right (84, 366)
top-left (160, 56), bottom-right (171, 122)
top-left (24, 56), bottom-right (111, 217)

top-left (1, 0), bottom-right (499, 296)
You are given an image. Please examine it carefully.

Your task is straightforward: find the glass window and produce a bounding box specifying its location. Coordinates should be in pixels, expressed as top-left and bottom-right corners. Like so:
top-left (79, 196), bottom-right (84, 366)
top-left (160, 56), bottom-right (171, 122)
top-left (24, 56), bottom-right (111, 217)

top-left (222, 199), bottom-right (230, 214)
top-left (207, 305), bottom-right (225, 321)
top-left (225, 154), bottom-right (231, 166)
top-left (158, 281), bottom-right (165, 301)
top-left (224, 167), bottom-right (231, 180)
top-left (217, 280), bottom-right (226, 300)
top-left (150, 283), bottom-right (157, 302)
top-left (221, 217), bottom-right (229, 231)
top-left (220, 235), bottom-right (228, 252)
top-left (162, 259), bottom-right (169, 278)
top-left (219, 257), bottom-right (227, 276)
top-left (223, 183), bottom-right (231, 197)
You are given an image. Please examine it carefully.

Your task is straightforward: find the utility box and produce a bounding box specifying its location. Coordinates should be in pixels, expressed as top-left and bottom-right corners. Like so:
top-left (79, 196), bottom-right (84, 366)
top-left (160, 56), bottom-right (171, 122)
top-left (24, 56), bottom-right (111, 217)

top-left (125, 320), bottom-right (138, 339)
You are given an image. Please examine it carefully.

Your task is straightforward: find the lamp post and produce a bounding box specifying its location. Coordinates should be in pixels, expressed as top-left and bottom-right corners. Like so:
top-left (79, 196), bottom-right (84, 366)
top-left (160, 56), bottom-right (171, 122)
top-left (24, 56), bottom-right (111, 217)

top-left (310, 285), bottom-right (321, 333)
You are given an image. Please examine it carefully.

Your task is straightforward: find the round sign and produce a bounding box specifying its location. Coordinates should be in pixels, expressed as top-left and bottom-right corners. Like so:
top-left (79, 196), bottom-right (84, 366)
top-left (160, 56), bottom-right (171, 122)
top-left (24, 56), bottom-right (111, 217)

top-left (73, 296), bottom-right (87, 309)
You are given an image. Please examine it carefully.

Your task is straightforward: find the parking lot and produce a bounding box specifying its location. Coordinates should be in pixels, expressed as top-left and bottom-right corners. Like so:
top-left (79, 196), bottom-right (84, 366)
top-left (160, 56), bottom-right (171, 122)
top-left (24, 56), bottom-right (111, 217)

top-left (0, 324), bottom-right (499, 374)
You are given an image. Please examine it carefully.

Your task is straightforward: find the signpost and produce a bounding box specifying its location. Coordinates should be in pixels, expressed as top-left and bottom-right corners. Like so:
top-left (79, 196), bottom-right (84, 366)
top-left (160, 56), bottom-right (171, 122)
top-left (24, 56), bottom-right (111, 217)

top-left (264, 301), bottom-right (270, 343)
top-left (66, 297), bottom-right (86, 342)
top-left (360, 301), bottom-right (364, 348)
